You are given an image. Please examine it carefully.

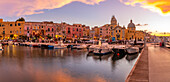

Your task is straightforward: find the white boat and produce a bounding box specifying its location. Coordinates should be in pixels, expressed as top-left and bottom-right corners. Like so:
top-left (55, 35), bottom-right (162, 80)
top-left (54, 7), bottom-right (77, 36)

top-left (126, 46), bottom-right (139, 54)
top-left (53, 44), bottom-right (67, 49)
top-left (13, 42), bottom-right (19, 45)
top-left (76, 44), bottom-right (88, 49)
top-left (53, 41), bottom-right (67, 49)
top-left (0, 44), bottom-right (3, 50)
top-left (8, 41), bottom-right (13, 45)
top-left (93, 43), bottom-right (113, 55)
top-left (165, 42), bottom-right (170, 48)
top-left (88, 45), bottom-right (100, 53)
top-left (112, 45), bottom-right (127, 54)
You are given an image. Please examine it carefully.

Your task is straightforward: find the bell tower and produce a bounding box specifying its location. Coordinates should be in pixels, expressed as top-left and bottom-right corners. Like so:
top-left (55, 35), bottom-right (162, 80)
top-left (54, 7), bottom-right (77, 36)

top-left (111, 15), bottom-right (117, 26)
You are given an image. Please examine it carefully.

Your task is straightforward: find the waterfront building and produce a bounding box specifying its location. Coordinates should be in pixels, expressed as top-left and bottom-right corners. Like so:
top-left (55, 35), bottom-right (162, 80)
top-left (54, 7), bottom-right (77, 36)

top-left (92, 26), bottom-right (100, 39)
top-left (65, 24), bottom-right (83, 39)
top-left (82, 25), bottom-right (90, 38)
top-left (0, 19), bottom-right (25, 39)
top-left (111, 15), bottom-right (117, 27)
top-left (111, 24), bottom-right (126, 40)
top-left (126, 20), bottom-right (136, 40)
top-left (45, 23), bottom-right (56, 38)
top-left (135, 31), bottom-right (145, 40)
top-left (99, 25), bottom-right (110, 39)
top-left (126, 20), bottom-right (145, 40)
top-left (89, 30), bottom-right (95, 39)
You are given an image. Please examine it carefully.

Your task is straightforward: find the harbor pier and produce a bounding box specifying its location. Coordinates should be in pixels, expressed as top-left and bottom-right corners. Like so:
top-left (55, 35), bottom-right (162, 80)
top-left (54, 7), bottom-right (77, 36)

top-left (126, 44), bottom-right (170, 82)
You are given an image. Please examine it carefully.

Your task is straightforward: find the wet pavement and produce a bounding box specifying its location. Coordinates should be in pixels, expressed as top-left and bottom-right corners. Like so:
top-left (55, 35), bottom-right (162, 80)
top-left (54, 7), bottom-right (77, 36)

top-left (0, 45), bottom-right (140, 82)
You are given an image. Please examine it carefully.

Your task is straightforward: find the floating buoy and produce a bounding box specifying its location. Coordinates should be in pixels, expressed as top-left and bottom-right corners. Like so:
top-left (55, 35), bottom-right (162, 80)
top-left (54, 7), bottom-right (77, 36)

top-left (117, 53), bottom-right (120, 56)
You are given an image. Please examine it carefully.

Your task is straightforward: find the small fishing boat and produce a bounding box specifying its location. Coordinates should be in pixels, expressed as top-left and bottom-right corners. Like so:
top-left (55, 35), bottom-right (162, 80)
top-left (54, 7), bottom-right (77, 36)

top-left (53, 44), bottom-right (67, 49)
top-left (165, 44), bottom-right (170, 48)
top-left (93, 43), bottom-right (113, 55)
top-left (76, 44), bottom-right (87, 50)
top-left (53, 41), bottom-right (67, 49)
top-left (8, 40), bottom-right (13, 45)
top-left (41, 43), bottom-right (49, 49)
top-left (2, 42), bottom-right (8, 45)
top-left (88, 45), bottom-right (100, 53)
top-left (135, 45), bottom-right (144, 51)
top-left (112, 45), bottom-right (127, 54)
top-left (126, 46), bottom-right (139, 54)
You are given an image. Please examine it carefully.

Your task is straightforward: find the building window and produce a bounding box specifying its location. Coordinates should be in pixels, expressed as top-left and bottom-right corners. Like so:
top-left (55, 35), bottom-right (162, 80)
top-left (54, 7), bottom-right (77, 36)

top-left (3, 31), bottom-right (5, 34)
top-left (111, 32), bottom-right (113, 35)
top-left (27, 27), bottom-right (29, 30)
top-left (10, 31), bottom-right (12, 33)
top-left (20, 31), bottom-right (21, 33)
top-left (52, 28), bottom-right (54, 32)
top-left (79, 29), bottom-right (81, 32)
top-left (48, 28), bottom-right (50, 31)
top-left (116, 30), bottom-right (117, 33)
top-left (73, 28), bottom-right (74, 31)
top-left (20, 28), bottom-right (21, 30)
top-left (18, 23), bottom-right (21, 26)
top-left (52, 34), bottom-right (53, 37)
top-left (10, 24), bottom-right (13, 26)
top-left (15, 24), bottom-right (17, 26)
top-left (27, 31), bottom-right (29, 33)
top-left (41, 26), bottom-right (43, 28)
top-left (100, 31), bottom-right (102, 33)
top-left (77, 28), bottom-right (78, 31)
top-left (68, 28), bottom-right (70, 34)
top-left (16, 31), bottom-right (18, 33)
top-left (2, 25), bottom-right (4, 27)
top-left (119, 30), bottom-right (121, 33)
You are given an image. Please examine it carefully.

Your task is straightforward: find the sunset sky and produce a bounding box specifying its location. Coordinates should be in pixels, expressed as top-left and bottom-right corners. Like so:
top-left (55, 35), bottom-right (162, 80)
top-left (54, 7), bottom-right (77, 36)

top-left (1, 0), bottom-right (170, 33)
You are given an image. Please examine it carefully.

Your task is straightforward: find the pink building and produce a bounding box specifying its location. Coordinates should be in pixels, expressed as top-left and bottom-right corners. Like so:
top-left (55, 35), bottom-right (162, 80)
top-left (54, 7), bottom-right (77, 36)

top-left (24, 23), bottom-right (32, 37)
top-left (66, 24), bottom-right (83, 38)
top-left (45, 24), bottom-right (56, 38)
top-left (99, 25), bottom-right (110, 39)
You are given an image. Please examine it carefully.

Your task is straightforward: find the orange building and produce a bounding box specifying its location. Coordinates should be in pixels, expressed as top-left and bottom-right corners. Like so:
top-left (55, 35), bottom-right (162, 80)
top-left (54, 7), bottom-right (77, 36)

top-left (0, 19), bottom-right (25, 39)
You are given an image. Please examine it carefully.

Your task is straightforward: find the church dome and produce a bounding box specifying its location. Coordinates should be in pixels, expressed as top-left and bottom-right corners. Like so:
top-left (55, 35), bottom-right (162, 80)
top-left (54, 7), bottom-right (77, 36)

top-left (128, 20), bottom-right (135, 28)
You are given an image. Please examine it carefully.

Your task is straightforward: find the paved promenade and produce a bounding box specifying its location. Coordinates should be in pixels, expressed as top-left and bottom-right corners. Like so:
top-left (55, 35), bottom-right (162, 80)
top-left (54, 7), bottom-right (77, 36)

top-left (149, 47), bottom-right (170, 82)
top-left (126, 44), bottom-right (170, 82)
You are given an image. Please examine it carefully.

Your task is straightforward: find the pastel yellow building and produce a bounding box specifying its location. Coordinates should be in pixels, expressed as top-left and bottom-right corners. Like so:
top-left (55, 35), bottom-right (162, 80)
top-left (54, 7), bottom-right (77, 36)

top-left (93, 26), bottom-right (99, 37)
top-left (0, 19), bottom-right (25, 39)
top-left (82, 26), bottom-right (90, 38)
top-left (111, 24), bottom-right (126, 40)
top-left (135, 31), bottom-right (145, 40)
top-left (127, 20), bottom-right (136, 40)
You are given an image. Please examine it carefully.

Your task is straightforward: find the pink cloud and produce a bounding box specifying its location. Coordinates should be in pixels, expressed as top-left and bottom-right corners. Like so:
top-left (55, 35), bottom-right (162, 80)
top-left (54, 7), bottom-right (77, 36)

top-left (0, 0), bottom-right (105, 16)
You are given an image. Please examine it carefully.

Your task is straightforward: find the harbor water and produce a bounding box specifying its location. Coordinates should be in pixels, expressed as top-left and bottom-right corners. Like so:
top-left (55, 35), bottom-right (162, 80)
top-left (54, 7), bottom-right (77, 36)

top-left (0, 45), bottom-right (140, 82)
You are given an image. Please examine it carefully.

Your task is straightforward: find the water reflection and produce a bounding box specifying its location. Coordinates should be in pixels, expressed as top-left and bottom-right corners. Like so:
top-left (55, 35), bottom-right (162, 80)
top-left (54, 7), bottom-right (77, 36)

top-left (0, 46), bottom-right (140, 82)
top-left (112, 52), bottom-right (126, 61)
top-left (126, 54), bottom-right (139, 62)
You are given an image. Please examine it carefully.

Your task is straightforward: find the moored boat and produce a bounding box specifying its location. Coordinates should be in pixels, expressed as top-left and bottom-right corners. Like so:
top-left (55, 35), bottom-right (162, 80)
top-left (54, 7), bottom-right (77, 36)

top-left (112, 45), bottom-right (127, 55)
top-left (126, 46), bottom-right (139, 54)
top-left (93, 43), bottom-right (113, 55)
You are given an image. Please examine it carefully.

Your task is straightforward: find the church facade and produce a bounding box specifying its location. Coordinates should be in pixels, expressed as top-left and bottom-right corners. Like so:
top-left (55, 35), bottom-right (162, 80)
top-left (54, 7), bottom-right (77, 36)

top-left (99, 15), bottom-right (145, 41)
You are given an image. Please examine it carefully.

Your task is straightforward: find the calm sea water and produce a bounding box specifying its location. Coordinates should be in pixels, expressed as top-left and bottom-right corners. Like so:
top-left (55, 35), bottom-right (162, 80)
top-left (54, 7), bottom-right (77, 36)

top-left (0, 45), bottom-right (139, 82)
